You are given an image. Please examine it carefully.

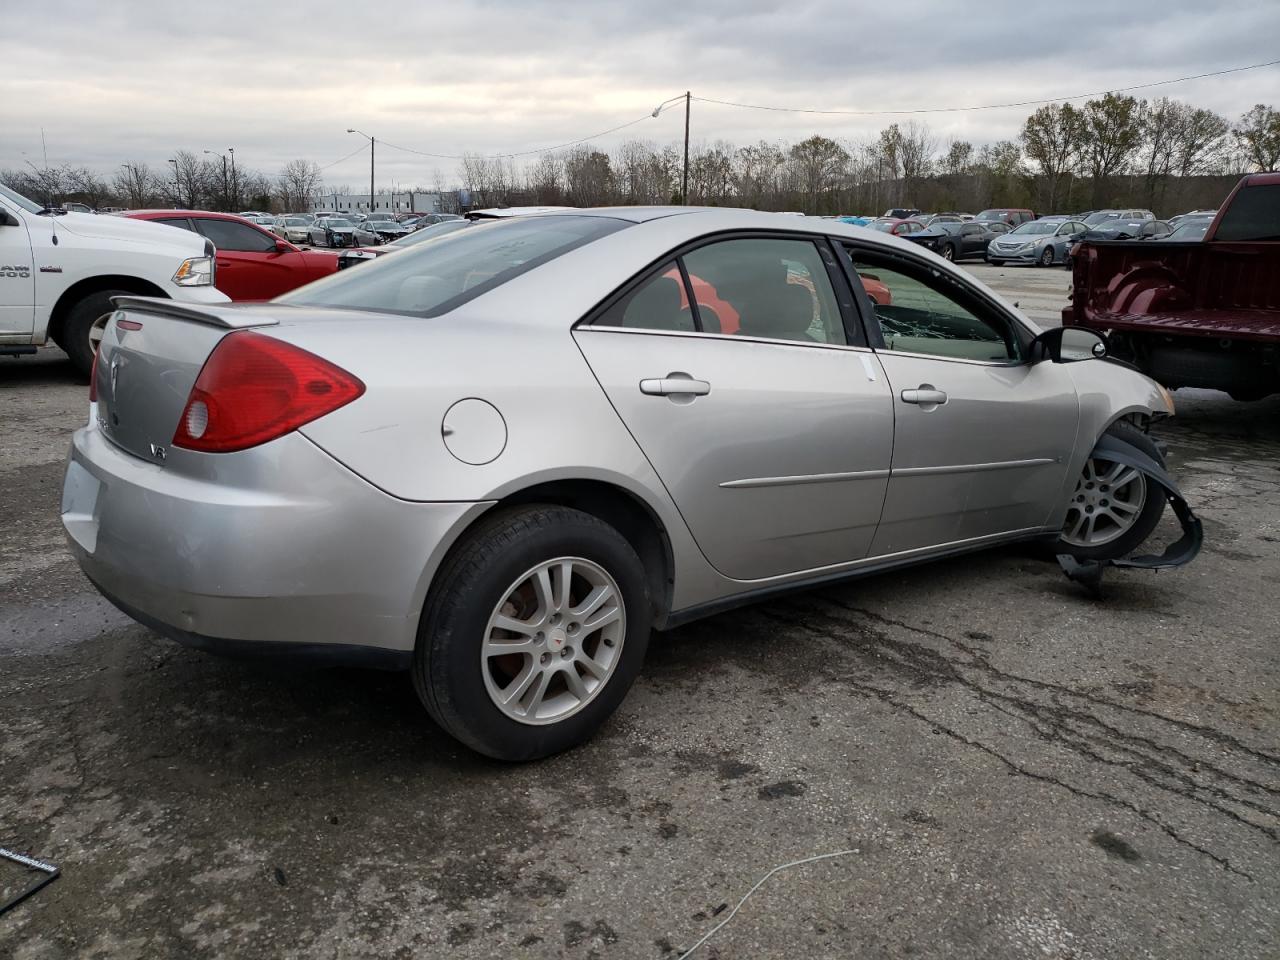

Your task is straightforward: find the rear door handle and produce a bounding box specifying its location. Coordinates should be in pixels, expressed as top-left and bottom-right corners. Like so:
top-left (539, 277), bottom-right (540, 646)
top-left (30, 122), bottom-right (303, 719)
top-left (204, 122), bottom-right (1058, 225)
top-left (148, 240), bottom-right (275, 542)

top-left (900, 387), bottom-right (948, 405)
top-left (640, 377), bottom-right (711, 397)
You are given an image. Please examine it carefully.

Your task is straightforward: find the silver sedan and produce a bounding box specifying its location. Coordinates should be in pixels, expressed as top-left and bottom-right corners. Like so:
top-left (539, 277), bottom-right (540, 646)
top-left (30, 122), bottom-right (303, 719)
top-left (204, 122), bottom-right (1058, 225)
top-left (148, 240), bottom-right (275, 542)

top-left (63, 209), bottom-right (1177, 760)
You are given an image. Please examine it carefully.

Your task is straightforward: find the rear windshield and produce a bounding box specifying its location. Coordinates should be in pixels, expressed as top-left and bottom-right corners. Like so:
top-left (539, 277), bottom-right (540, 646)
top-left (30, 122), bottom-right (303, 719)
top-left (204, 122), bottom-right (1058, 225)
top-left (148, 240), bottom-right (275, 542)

top-left (281, 214), bottom-right (626, 317)
top-left (1214, 184), bottom-right (1280, 242)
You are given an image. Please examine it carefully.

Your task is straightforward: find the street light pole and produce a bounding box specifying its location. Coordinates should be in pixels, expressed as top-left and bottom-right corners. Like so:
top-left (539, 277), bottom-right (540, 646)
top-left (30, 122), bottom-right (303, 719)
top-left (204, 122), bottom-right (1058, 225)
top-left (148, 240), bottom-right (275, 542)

top-left (347, 129), bottom-right (375, 215)
top-left (204, 150), bottom-right (229, 210)
top-left (228, 148), bottom-right (236, 209)
top-left (168, 158), bottom-right (179, 207)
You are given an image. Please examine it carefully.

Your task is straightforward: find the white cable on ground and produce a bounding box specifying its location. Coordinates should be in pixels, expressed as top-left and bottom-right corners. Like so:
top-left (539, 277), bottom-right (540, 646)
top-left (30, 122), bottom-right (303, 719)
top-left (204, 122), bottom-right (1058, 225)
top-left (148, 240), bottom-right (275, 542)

top-left (675, 849), bottom-right (859, 959)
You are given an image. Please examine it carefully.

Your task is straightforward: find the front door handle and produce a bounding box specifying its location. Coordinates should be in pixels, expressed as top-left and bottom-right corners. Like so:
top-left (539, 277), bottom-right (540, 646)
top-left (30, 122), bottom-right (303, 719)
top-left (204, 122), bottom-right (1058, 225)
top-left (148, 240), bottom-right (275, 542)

top-left (900, 387), bottom-right (948, 405)
top-left (640, 376), bottom-right (711, 397)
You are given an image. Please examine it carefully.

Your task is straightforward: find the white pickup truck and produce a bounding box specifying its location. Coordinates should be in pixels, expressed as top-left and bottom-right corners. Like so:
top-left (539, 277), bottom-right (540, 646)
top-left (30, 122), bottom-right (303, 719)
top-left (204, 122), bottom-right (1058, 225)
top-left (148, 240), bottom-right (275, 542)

top-left (1, 182), bottom-right (229, 375)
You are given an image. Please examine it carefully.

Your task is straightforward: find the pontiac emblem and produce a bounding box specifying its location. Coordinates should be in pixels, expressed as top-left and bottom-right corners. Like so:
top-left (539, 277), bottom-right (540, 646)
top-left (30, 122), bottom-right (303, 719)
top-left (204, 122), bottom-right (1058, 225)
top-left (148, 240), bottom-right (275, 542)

top-left (109, 354), bottom-right (121, 395)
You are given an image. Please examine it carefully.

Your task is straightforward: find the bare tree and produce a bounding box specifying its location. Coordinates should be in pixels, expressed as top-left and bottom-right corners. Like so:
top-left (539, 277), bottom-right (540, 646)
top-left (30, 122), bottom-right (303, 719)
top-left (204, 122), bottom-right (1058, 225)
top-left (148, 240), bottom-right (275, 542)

top-left (787, 135), bottom-right (848, 214)
top-left (1234, 104), bottom-right (1280, 172)
top-left (113, 162), bottom-right (158, 208)
top-left (277, 159), bottom-right (322, 213)
top-left (732, 141), bottom-right (785, 210)
top-left (897, 121), bottom-right (936, 207)
top-left (563, 147), bottom-right (614, 206)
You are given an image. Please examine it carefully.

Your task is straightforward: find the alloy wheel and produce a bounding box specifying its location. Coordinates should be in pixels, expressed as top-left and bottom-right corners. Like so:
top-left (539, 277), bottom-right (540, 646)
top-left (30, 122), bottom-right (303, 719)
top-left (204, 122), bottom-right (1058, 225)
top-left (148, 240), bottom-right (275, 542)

top-left (481, 557), bottom-right (626, 725)
top-left (89, 314), bottom-right (110, 354)
top-left (1040, 247), bottom-right (1055, 267)
top-left (1061, 457), bottom-right (1147, 547)
top-left (942, 245), bottom-right (954, 261)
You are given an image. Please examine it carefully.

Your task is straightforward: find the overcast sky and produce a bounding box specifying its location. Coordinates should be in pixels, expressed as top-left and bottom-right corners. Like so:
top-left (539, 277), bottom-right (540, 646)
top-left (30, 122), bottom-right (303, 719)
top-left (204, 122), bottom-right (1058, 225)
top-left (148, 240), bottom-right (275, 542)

top-left (4, 0), bottom-right (1278, 190)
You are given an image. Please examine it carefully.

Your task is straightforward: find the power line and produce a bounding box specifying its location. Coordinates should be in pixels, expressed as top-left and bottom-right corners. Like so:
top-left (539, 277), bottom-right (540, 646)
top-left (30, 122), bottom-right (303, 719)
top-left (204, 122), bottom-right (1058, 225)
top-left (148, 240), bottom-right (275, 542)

top-left (320, 57), bottom-right (1277, 168)
top-left (318, 144), bottom-right (369, 170)
top-left (692, 58), bottom-right (1280, 116)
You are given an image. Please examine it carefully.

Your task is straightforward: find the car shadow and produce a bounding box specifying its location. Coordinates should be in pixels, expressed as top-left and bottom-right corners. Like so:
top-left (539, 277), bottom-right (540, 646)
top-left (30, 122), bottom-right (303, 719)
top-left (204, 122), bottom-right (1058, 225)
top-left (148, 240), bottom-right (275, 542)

top-left (0, 346), bottom-right (85, 387)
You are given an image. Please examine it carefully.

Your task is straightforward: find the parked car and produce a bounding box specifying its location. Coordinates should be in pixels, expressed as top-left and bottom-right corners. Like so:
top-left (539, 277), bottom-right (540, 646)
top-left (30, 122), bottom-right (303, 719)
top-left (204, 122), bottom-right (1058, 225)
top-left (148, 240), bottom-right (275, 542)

top-left (1080, 219), bottom-right (1171, 241)
top-left (353, 218), bottom-right (413, 246)
top-left (919, 214), bottom-right (964, 226)
top-left (975, 208), bottom-right (1037, 226)
top-left (1082, 209), bottom-right (1155, 225)
top-left (66, 208), bottom-right (1178, 760)
top-left (985, 219), bottom-right (1090, 266)
top-left (308, 217), bottom-right (358, 248)
top-left (1065, 172), bottom-right (1280, 400)
top-left (837, 215), bottom-right (873, 226)
top-left (905, 221), bottom-right (1007, 261)
top-left (1158, 220), bottom-right (1212, 241)
top-left (272, 216), bottom-right (313, 244)
top-left (0, 182), bottom-right (227, 375)
top-left (1172, 209), bottom-right (1218, 226)
top-left (337, 218), bottom-right (475, 269)
top-left (867, 217), bottom-right (926, 236)
top-left (882, 208), bottom-right (922, 219)
top-left (123, 210), bottom-right (340, 300)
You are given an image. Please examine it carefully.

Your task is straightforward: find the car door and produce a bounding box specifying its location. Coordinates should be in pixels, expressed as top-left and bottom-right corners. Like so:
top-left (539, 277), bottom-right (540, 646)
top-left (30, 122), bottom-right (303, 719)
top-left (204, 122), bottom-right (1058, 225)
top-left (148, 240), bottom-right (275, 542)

top-left (0, 202), bottom-right (35, 338)
top-left (839, 243), bottom-right (1079, 556)
top-left (192, 217), bottom-right (298, 300)
top-left (574, 235), bottom-right (895, 582)
top-left (959, 223), bottom-right (984, 258)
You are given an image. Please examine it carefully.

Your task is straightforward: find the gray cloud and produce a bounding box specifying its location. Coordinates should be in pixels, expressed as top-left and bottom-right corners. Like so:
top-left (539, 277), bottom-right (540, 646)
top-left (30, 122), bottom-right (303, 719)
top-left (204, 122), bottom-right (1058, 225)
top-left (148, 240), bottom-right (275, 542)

top-left (3, 0), bottom-right (1277, 188)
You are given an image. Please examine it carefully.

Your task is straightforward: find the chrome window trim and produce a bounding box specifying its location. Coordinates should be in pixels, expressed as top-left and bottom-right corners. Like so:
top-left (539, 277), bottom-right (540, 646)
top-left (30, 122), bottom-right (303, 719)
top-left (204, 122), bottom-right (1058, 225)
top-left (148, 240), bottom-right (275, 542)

top-left (868, 347), bottom-right (1023, 368)
top-left (579, 324), bottom-right (877, 354)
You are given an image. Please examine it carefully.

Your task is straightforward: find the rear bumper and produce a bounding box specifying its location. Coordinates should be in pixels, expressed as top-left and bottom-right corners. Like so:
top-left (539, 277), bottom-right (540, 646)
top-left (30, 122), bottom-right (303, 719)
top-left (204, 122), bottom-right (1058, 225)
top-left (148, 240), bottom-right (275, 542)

top-left (62, 424), bottom-right (489, 664)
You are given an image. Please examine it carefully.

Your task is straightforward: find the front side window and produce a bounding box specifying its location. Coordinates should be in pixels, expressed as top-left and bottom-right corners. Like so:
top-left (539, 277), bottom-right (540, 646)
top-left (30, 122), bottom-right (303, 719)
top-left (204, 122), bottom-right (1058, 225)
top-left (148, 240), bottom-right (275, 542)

top-left (154, 217), bottom-right (195, 232)
top-left (282, 215), bottom-right (625, 317)
top-left (845, 250), bottom-right (1021, 363)
top-left (196, 219), bottom-right (276, 252)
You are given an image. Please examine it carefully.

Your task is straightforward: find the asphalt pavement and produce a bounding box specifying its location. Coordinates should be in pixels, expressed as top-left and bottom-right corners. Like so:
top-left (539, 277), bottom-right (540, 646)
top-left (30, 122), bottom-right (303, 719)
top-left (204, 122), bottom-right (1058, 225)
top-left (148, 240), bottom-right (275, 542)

top-left (2, 265), bottom-right (1277, 959)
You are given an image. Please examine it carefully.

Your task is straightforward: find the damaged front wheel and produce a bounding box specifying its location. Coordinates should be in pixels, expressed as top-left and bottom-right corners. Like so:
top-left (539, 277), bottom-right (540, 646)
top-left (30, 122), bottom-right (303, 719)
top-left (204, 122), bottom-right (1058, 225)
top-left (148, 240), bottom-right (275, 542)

top-left (1056, 422), bottom-right (1166, 562)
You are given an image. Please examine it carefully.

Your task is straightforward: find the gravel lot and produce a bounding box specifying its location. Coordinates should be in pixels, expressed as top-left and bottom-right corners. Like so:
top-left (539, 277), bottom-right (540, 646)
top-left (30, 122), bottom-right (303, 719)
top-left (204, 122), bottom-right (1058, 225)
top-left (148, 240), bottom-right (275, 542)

top-left (2, 264), bottom-right (1277, 959)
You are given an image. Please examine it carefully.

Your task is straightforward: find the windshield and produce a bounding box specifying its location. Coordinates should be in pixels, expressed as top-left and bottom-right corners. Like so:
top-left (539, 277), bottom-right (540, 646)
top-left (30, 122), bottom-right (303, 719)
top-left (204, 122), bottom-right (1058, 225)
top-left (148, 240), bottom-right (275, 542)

top-left (326, 219), bottom-right (353, 228)
top-left (366, 220), bottom-right (400, 227)
top-left (283, 218), bottom-right (308, 226)
top-left (388, 220), bottom-right (472, 248)
top-left (1214, 183), bottom-right (1280, 242)
top-left (282, 214), bottom-right (626, 317)
top-left (0, 182), bottom-right (45, 213)
top-left (1009, 221), bottom-right (1056, 235)
top-left (1084, 211), bottom-right (1123, 224)
top-left (869, 220), bottom-right (896, 232)
top-left (975, 210), bottom-right (1009, 220)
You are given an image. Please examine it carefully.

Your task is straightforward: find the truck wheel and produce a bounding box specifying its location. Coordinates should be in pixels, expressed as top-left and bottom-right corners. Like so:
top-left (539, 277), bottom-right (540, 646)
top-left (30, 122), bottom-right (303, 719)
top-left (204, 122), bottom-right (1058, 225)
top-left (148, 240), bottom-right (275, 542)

top-left (60, 289), bottom-right (129, 377)
top-left (413, 505), bottom-right (651, 761)
top-left (1056, 422), bottom-right (1166, 562)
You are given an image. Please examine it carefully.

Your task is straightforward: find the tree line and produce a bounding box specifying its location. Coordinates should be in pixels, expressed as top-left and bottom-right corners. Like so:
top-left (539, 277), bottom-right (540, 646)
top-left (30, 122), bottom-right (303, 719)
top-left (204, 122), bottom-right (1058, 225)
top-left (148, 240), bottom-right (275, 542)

top-left (4, 98), bottom-right (1278, 217)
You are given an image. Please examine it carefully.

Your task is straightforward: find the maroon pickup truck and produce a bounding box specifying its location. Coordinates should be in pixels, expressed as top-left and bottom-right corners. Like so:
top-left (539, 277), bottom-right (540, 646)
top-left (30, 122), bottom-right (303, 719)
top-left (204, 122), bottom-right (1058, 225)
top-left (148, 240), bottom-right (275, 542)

top-left (1063, 173), bottom-right (1280, 400)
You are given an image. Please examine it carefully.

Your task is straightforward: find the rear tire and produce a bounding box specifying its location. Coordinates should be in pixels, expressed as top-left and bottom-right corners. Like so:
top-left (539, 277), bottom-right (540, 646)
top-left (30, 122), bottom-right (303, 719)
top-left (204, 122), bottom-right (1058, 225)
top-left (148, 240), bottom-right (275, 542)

top-left (60, 289), bottom-right (129, 377)
top-left (412, 505), bottom-right (651, 761)
top-left (1039, 247), bottom-right (1055, 267)
top-left (1056, 421), bottom-right (1166, 562)
top-left (988, 259), bottom-right (1003, 266)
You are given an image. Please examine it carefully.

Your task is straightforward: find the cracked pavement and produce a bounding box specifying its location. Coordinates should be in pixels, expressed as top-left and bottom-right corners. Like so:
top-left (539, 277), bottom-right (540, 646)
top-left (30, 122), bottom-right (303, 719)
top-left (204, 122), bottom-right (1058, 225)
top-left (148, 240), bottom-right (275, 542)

top-left (2, 266), bottom-right (1277, 958)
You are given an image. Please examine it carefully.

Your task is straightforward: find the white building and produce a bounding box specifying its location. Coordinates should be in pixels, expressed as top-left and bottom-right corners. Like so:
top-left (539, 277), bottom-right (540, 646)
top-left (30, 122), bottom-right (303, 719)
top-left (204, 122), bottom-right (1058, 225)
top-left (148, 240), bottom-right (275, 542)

top-left (309, 191), bottom-right (443, 216)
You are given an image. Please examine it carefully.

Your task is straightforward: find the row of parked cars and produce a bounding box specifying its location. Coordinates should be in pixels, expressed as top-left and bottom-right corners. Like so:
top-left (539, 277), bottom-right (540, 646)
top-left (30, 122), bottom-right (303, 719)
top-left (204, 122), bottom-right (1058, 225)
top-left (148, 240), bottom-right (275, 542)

top-left (254, 210), bottom-right (464, 248)
top-left (829, 206), bottom-right (1219, 267)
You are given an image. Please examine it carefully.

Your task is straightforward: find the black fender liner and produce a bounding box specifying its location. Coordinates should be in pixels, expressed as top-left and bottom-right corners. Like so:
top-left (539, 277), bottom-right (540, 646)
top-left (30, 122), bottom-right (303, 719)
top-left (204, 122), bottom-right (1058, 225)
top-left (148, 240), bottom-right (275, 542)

top-left (1057, 432), bottom-right (1203, 596)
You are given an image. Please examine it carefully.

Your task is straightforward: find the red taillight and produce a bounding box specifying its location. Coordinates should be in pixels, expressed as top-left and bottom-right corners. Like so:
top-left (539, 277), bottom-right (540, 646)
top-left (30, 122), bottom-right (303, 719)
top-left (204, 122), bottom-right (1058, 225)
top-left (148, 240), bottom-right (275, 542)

top-left (89, 346), bottom-right (100, 402)
top-left (172, 331), bottom-right (364, 453)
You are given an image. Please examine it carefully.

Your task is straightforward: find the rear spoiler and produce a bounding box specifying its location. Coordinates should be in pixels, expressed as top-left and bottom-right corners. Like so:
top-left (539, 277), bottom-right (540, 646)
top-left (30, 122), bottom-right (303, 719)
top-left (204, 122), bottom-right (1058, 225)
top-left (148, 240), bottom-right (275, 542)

top-left (109, 295), bottom-right (279, 329)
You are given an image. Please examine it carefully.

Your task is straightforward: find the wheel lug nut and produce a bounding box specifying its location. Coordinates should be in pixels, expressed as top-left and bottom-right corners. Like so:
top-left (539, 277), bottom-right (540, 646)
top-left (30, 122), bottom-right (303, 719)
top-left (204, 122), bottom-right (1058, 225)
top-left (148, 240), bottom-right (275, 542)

top-left (540, 653), bottom-right (550, 665)
top-left (603, 637), bottom-right (615, 647)
top-left (561, 647), bottom-right (572, 658)
top-left (1085, 506), bottom-right (1093, 513)
top-left (567, 622), bottom-right (578, 633)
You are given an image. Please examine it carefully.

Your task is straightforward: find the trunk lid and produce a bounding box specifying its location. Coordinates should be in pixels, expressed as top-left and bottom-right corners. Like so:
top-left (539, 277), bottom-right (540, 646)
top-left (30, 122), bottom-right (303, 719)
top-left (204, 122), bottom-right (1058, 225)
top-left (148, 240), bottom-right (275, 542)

top-left (95, 298), bottom-right (278, 463)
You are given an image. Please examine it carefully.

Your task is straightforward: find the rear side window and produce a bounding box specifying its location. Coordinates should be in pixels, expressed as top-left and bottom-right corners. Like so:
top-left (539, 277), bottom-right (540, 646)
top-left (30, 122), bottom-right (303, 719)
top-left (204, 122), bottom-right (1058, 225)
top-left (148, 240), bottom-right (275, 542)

top-left (1214, 184), bottom-right (1280, 242)
top-left (597, 262), bottom-right (695, 332)
top-left (282, 215), bottom-right (626, 317)
top-left (196, 219), bottom-right (276, 252)
top-left (153, 217), bottom-right (194, 232)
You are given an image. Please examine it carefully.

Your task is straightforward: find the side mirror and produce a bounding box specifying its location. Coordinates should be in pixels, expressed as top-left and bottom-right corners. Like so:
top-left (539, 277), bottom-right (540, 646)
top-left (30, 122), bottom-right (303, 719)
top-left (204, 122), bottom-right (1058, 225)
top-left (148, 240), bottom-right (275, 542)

top-left (274, 239), bottom-right (291, 253)
top-left (1032, 326), bottom-right (1108, 364)
top-left (0, 209), bottom-right (17, 227)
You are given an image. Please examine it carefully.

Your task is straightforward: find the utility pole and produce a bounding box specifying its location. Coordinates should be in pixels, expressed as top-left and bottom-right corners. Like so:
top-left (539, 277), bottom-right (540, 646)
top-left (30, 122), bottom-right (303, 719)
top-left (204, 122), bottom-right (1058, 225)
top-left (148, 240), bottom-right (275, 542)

top-left (682, 91), bottom-right (691, 205)
top-left (370, 137), bottom-right (376, 214)
top-left (228, 148), bottom-right (237, 209)
top-left (204, 150), bottom-right (229, 209)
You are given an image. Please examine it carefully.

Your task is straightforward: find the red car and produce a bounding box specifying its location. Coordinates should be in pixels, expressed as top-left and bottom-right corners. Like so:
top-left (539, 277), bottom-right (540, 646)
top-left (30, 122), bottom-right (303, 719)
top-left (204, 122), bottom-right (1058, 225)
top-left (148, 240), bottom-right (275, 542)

top-left (866, 217), bottom-right (926, 237)
top-left (122, 211), bottom-right (339, 300)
